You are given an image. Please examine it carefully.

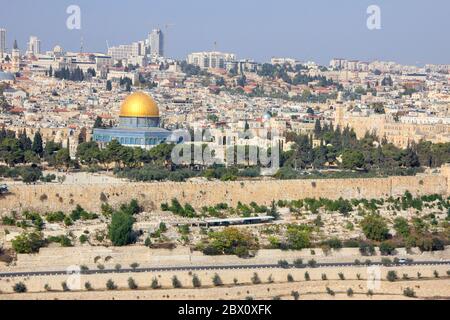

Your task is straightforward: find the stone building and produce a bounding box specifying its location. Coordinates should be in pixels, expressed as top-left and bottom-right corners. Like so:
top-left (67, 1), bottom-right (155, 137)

top-left (334, 104), bottom-right (450, 148)
top-left (93, 92), bottom-right (175, 150)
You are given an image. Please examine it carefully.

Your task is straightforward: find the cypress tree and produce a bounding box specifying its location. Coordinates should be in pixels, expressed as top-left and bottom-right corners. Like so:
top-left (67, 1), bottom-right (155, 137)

top-left (31, 132), bottom-right (44, 157)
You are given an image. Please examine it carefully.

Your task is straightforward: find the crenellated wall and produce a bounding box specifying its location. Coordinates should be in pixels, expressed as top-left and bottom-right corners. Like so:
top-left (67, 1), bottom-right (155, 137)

top-left (0, 172), bottom-right (448, 214)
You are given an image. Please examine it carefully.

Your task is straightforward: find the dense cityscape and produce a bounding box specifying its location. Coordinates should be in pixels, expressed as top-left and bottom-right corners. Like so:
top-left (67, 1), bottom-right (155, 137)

top-left (0, 19), bottom-right (449, 303)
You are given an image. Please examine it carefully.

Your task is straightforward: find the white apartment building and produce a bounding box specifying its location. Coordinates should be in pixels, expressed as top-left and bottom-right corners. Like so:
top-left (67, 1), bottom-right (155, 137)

top-left (125, 55), bottom-right (147, 67)
top-left (27, 36), bottom-right (41, 55)
top-left (400, 115), bottom-right (450, 125)
top-left (225, 59), bottom-right (258, 73)
top-left (0, 28), bottom-right (6, 57)
top-left (149, 29), bottom-right (164, 57)
top-left (270, 57), bottom-right (299, 66)
top-left (330, 59), bottom-right (370, 72)
top-left (108, 42), bottom-right (143, 62)
top-left (330, 58), bottom-right (346, 70)
top-left (187, 51), bottom-right (236, 69)
top-left (94, 54), bottom-right (113, 69)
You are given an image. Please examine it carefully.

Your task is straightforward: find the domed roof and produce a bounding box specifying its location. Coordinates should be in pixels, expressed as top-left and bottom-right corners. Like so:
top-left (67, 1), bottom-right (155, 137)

top-left (0, 71), bottom-right (15, 81)
top-left (53, 45), bottom-right (63, 53)
top-left (263, 112), bottom-right (272, 120)
top-left (119, 92), bottom-right (159, 118)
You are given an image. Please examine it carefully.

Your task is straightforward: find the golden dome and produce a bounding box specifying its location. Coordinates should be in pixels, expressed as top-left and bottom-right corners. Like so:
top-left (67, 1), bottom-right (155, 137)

top-left (119, 92), bottom-right (159, 118)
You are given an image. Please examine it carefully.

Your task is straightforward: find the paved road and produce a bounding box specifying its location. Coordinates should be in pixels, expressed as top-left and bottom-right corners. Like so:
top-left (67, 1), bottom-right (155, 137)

top-left (1, 260), bottom-right (449, 278)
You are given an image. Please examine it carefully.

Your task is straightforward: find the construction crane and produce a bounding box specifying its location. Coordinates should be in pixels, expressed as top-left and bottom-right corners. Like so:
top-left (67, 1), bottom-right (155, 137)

top-left (164, 23), bottom-right (175, 31)
top-left (163, 23), bottom-right (175, 57)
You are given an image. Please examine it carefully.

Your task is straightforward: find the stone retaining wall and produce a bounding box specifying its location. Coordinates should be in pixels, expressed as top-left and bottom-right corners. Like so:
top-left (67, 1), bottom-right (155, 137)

top-left (0, 173), bottom-right (447, 214)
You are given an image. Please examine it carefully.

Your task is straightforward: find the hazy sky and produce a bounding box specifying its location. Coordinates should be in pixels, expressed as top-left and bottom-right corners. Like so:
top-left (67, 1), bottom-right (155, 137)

top-left (1, 0), bottom-right (449, 65)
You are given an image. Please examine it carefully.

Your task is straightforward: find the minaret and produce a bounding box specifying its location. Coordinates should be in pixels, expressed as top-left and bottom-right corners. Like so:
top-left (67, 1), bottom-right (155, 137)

top-left (334, 93), bottom-right (346, 129)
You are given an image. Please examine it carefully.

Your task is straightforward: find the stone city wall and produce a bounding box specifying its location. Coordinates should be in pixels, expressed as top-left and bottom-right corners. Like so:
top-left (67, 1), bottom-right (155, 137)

top-left (0, 172), bottom-right (448, 214)
top-left (8, 246), bottom-right (450, 272)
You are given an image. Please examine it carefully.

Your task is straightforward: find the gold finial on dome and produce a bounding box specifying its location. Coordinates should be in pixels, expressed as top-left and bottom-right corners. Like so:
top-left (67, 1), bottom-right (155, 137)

top-left (119, 92), bottom-right (160, 118)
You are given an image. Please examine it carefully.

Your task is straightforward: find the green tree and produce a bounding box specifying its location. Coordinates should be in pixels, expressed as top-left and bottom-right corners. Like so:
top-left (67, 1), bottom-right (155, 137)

top-left (76, 141), bottom-right (101, 165)
top-left (393, 217), bottom-right (410, 238)
top-left (401, 146), bottom-right (420, 168)
top-left (93, 116), bottom-right (103, 128)
top-left (151, 277), bottom-right (160, 289)
top-left (121, 199), bottom-right (141, 215)
top-left (172, 276), bottom-right (182, 288)
top-left (130, 262), bottom-right (139, 270)
top-left (108, 211), bottom-right (135, 246)
top-left (386, 270), bottom-right (398, 282)
top-left (192, 274), bottom-right (202, 288)
top-left (18, 130), bottom-right (32, 150)
top-left (212, 273), bottom-right (223, 286)
top-left (0, 137), bottom-right (24, 166)
top-left (347, 288), bottom-right (354, 297)
top-left (21, 167), bottom-right (42, 183)
top-left (43, 140), bottom-right (62, 164)
top-left (13, 282), bottom-right (27, 293)
top-left (360, 214), bottom-right (389, 241)
top-left (314, 119), bottom-right (322, 138)
top-left (379, 241), bottom-right (396, 255)
top-left (104, 139), bottom-right (124, 167)
top-left (342, 149), bottom-right (365, 170)
top-left (128, 277), bottom-right (138, 289)
top-left (251, 272), bottom-right (261, 284)
top-left (286, 225), bottom-right (311, 250)
top-left (24, 150), bottom-right (40, 164)
top-left (268, 200), bottom-right (280, 220)
top-left (106, 279), bottom-right (117, 290)
top-left (403, 287), bottom-right (416, 298)
top-left (31, 132), bottom-right (44, 157)
top-left (55, 148), bottom-right (71, 169)
top-left (12, 232), bottom-right (45, 254)
top-left (206, 227), bottom-right (258, 257)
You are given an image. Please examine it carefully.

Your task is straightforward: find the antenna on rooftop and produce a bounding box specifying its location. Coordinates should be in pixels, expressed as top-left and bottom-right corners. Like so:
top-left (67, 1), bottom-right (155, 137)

top-left (80, 36), bottom-right (84, 54)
